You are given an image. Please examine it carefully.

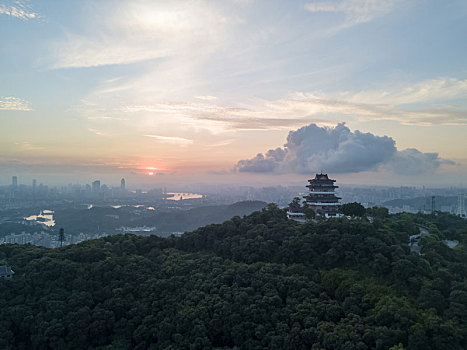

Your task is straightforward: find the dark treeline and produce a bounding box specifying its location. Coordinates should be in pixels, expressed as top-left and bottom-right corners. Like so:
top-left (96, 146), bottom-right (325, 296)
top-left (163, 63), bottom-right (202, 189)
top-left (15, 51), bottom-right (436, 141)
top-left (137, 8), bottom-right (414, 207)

top-left (1, 205), bottom-right (467, 349)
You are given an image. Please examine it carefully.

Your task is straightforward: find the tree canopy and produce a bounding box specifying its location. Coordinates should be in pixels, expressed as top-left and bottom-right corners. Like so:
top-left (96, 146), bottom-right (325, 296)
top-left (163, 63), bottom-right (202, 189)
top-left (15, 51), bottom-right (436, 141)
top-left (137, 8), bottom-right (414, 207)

top-left (341, 202), bottom-right (366, 217)
top-left (0, 206), bottom-right (466, 349)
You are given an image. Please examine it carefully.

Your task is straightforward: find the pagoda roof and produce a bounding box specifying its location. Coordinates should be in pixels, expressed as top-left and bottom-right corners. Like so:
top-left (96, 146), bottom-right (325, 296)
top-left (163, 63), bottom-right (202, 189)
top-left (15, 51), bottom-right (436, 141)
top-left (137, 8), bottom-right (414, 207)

top-left (316, 172), bottom-right (330, 179)
top-left (312, 172), bottom-right (335, 180)
top-left (308, 173), bottom-right (336, 184)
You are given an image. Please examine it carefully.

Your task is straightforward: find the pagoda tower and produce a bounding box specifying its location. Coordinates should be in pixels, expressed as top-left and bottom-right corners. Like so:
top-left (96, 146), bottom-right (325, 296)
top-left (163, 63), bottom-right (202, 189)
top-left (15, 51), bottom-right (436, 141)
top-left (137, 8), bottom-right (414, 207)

top-left (303, 173), bottom-right (341, 217)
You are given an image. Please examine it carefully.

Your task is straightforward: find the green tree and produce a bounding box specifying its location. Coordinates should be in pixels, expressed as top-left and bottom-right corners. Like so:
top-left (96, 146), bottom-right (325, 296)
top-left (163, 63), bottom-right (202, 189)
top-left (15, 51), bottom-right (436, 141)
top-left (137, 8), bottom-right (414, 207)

top-left (0, 208), bottom-right (466, 349)
top-left (289, 197), bottom-right (302, 210)
top-left (367, 206), bottom-right (389, 219)
top-left (341, 202), bottom-right (366, 217)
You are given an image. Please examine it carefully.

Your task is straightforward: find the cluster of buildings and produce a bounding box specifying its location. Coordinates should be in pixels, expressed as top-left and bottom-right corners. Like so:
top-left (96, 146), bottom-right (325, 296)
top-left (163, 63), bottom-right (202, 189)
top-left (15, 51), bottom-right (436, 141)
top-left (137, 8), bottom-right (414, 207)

top-left (1, 176), bottom-right (128, 208)
top-left (0, 231), bottom-right (118, 248)
top-left (8, 176), bottom-right (126, 193)
top-left (1, 231), bottom-right (54, 247)
top-left (91, 178), bottom-right (126, 195)
top-left (1, 175), bottom-right (204, 210)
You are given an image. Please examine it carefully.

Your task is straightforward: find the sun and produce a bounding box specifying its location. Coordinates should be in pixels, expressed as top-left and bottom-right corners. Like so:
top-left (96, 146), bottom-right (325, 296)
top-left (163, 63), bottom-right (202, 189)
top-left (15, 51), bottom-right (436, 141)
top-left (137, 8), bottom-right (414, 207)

top-left (145, 166), bottom-right (157, 176)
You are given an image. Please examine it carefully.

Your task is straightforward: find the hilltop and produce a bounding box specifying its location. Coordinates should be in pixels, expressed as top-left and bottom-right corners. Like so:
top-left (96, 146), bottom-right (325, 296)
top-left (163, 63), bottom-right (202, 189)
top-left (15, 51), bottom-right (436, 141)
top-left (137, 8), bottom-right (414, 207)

top-left (1, 206), bottom-right (466, 349)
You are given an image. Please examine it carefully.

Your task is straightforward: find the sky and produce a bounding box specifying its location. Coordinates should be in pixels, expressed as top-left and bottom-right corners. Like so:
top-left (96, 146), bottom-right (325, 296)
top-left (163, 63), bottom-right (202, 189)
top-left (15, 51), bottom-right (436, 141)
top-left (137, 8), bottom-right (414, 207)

top-left (1, 0), bottom-right (467, 188)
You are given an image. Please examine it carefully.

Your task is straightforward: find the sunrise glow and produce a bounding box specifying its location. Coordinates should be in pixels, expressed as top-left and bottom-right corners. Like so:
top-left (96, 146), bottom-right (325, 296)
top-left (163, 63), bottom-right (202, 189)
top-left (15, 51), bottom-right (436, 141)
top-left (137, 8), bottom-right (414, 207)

top-left (0, 0), bottom-right (466, 187)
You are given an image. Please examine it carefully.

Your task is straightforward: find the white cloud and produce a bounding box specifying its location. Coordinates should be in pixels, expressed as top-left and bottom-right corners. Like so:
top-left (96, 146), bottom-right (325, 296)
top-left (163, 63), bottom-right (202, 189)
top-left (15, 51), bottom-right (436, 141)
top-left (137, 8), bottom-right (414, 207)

top-left (51, 0), bottom-right (231, 68)
top-left (278, 77), bottom-right (467, 125)
top-left (108, 100), bottom-right (327, 132)
top-left (234, 77), bottom-right (467, 127)
top-left (305, 0), bottom-right (396, 25)
top-left (236, 123), bottom-right (453, 175)
top-left (195, 95), bottom-right (218, 101)
top-left (267, 91), bottom-right (467, 126)
top-left (206, 139), bottom-right (235, 148)
top-left (79, 75), bottom-right (467, 147)
top-left (14, 141), bottom-right (43, 150)
top-left (0, 96), bottom-right (32, 111)
top-left (88, 128), bottom-right (109, 137)
top-left (340, 78), bottom-right (467, 105)
top-left (144, 134), bottom-right (193, 145)
top-left (0, 1), bottom-right (38, 20)
top-left (388, 148), bottom-right (455, 175)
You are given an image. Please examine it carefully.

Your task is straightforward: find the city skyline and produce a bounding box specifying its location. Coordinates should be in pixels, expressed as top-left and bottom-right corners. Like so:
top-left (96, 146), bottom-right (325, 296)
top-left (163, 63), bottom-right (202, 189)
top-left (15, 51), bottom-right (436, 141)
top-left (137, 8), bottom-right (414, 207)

top-left (1, 0), bottom-right (467, 186)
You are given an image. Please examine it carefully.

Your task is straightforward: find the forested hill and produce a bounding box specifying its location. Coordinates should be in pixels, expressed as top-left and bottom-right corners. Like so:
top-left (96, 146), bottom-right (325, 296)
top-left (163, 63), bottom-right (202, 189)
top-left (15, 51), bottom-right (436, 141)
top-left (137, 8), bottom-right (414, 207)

top-left (52, 200), bottom-right (268, 235)
top-left (1, 206), bottom-right (467, 349)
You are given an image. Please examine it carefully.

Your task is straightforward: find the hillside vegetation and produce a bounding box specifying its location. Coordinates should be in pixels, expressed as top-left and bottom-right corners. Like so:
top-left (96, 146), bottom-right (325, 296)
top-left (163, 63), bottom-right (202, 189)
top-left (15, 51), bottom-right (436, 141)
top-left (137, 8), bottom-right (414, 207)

top-left (52, 200), bottom-right (267, 235)
top-left (1, 205), bottom-right (467, 349)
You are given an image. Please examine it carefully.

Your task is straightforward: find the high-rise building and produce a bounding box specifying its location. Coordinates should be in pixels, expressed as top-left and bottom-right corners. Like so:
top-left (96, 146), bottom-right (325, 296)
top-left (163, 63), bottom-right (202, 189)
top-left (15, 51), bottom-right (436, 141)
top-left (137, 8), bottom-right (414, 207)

top-left (32, 179), bottom-right (37, 190)
top-left (92, 180), bottom-right (101, 193)
top-left (12, 176), bottom-right (17, 188)
top-left (121, 178), bottom-right (126, 191)
top-left (458, 194), bottom-right (466, 218)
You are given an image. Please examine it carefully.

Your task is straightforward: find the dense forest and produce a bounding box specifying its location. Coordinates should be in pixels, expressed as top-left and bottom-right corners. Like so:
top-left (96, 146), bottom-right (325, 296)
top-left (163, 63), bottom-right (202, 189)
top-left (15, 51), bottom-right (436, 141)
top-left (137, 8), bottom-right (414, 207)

top-left (1, 205), bottom-right (467, 349)
top-left (53, 200), bottom-right (268, 235)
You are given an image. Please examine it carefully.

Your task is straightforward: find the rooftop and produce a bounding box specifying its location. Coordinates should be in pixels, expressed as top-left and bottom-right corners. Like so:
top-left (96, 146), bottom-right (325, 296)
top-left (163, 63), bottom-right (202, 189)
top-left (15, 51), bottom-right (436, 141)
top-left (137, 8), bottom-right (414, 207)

top-left (308, 173), bottom-right (338, 187)
top-left (0, 266), bottom-right (14, 276)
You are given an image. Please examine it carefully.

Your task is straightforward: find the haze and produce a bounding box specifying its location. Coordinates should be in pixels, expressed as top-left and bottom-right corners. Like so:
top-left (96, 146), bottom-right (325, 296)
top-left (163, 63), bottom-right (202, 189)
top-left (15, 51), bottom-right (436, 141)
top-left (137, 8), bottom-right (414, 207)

top-left (1, 0), bottom-right (467, 188)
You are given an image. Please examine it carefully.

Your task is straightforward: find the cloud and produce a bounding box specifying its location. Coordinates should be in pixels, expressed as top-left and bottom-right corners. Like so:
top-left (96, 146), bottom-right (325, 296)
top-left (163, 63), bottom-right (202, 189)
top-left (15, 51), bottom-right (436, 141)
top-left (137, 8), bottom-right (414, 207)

top-left (14, 141), bottom-right (43, 151)
top-left (50, 1), bottom-right (231, 68)
top-left (389, 148), bottom-right (456, 175)
top-left (144, 134), bottom-right (193, 145)
top-left (235, 148), bottom-right (287, 173)
top-left (236, 123), bottom-right (452, 175)
top-left (305, 0), bottom-right (396, 26)
top-left (100, 101), bottom-right (325, 133)
top-left (195, 95), bottom-right (218, 101)
top-left (339, 78), bottom-right (467, 105)
top-left (265, 79), bottom-right (467, 126)
top-left (0, 1), bottom-right (38, 20)
top-left (113, 77), bottom-right (467, 133)
top-left (205, 139), bottom-right (235, 148)
top-left (88, 128), bottom-right (109, 137)
top-left (0, 96), bottom-right (32, 111)
top-left (78, 75), bottom-right (467, 148)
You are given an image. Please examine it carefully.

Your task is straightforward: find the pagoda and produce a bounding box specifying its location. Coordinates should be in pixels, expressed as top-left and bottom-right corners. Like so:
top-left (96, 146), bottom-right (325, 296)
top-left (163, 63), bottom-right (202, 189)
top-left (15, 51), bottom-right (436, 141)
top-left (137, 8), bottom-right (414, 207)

top-left (303, 173), bottom-right (341, 218)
